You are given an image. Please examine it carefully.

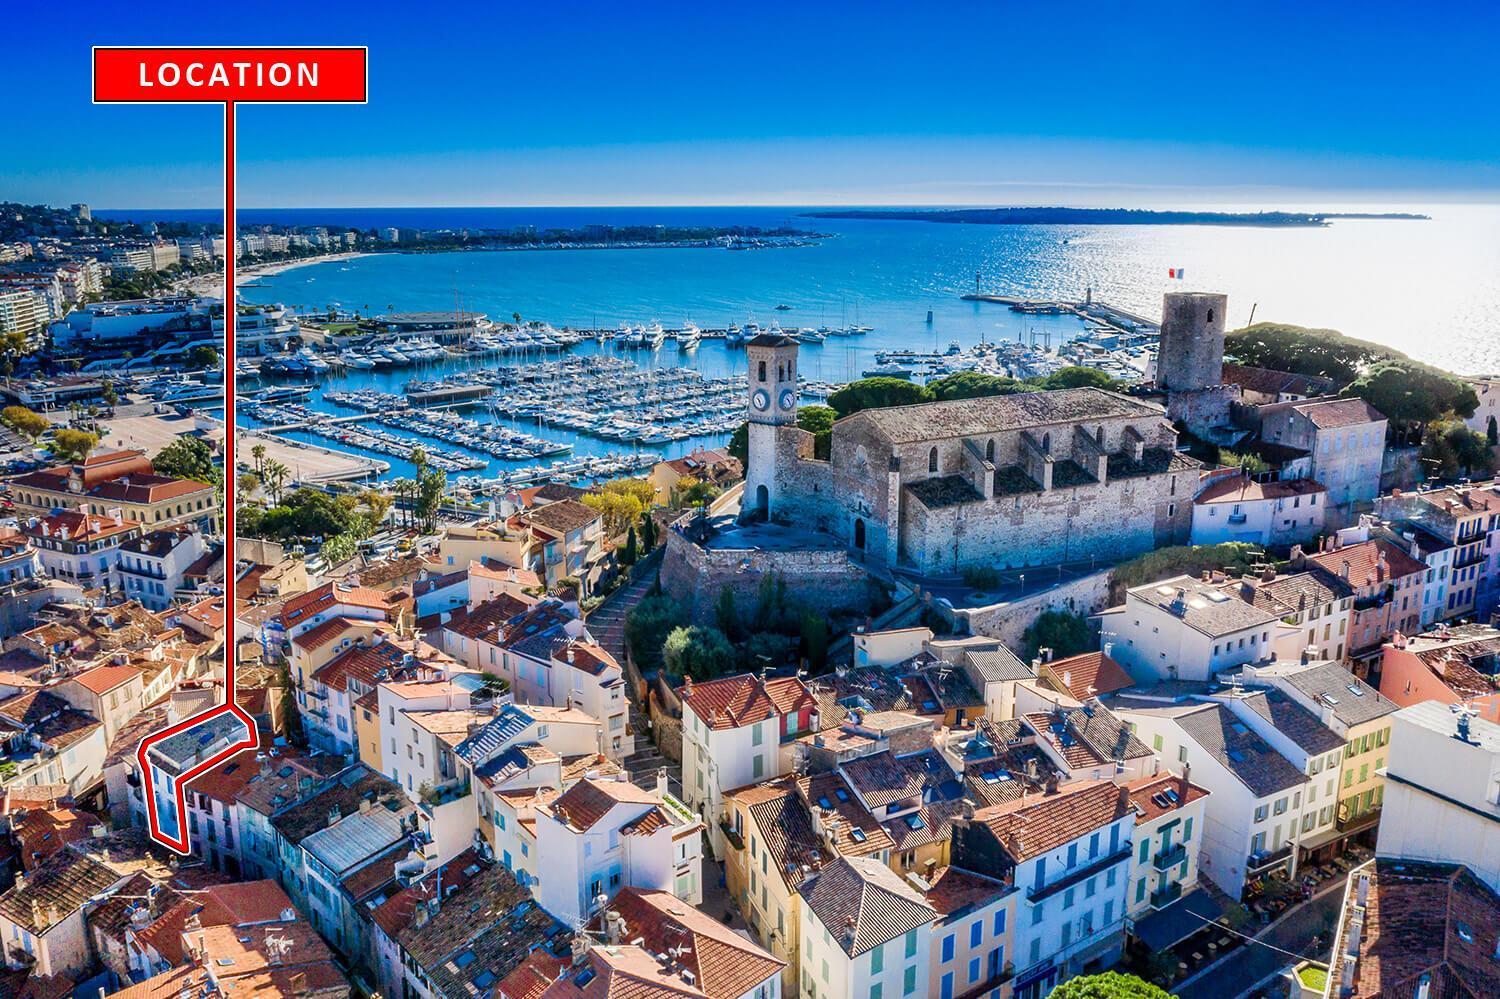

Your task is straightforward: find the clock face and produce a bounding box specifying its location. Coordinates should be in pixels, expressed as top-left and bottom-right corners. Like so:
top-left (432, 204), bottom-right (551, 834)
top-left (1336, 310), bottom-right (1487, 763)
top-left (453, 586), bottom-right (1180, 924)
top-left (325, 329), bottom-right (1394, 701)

top-left (752, 389), bottom-right (770, 412)
top-left (779, 389), bottom-right (796, 411)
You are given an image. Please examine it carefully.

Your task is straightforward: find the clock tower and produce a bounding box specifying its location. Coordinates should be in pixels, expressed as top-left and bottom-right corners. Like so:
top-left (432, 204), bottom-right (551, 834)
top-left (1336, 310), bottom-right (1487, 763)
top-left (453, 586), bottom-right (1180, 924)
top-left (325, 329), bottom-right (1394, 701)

top-left (744, 332), bottom-right (799, 519)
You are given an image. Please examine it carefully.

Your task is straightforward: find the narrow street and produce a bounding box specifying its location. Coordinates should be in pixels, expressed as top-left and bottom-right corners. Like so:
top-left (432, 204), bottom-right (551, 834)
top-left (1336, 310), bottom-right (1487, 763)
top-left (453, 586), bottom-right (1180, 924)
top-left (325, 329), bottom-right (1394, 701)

top-left (1174, 885), bottom-right (1344, 999)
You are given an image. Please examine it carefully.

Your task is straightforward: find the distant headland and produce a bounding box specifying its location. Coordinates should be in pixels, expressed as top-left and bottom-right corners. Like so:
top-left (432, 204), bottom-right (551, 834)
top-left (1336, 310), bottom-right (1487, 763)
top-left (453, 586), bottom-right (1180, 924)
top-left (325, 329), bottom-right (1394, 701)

top-left (802, 207), bottom-right (1430, 227)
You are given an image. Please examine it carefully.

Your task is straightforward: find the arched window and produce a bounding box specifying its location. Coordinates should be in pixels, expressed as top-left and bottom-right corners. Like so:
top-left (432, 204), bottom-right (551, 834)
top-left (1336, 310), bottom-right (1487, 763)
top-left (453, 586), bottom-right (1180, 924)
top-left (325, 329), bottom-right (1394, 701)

top-left (985, 439), bottom-right (995, 462)
top-left (853, 518), bottom-right (866, 550)
top-left (1042, 433), bottom-right (1051, 453)
top-left (928, 447), bottom-right (939, 473)
top-left (1096, 426), bottom-right (1105, 445)
top-left (1207, 309), bottom-right (1215, 323)
top-left (757, 360), bottom-right (766, 381)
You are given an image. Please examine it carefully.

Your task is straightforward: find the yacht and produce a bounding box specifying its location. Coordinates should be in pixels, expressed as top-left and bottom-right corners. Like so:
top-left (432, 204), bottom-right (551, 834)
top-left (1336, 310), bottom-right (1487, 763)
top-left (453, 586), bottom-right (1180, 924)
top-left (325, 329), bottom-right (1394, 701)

top-left (644, 322), bottom-right (667, 350)
top-left (677, 323), bottom-right (701, 351)
top-left (724, 324), bottom-right (744, 346)
top-left (343, 353), bottom-right (377, 369)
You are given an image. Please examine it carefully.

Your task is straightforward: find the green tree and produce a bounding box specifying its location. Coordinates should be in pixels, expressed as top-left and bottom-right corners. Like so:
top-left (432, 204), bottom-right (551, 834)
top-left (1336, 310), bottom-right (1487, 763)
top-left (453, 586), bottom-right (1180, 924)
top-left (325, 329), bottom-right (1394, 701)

top-left (727, 421), bottom-right (749, 469)
top-left (237, 471), bottom-right (260, 497)
top-left (250, 443), bottom-right (267, 475)
top-left (1224, 321), bottom-right (1385, 383)
top-left (1343, 360), bottom-right (1477, 441)
top-left (800, 612), bottom-right (831, 671)
top-left (638, 510), bottom-right (659, 550)
top-left (1, 406), bottom-right (50, 447)
top-left (828, 377), bottom-right (929, 418)
top-left (743, 631), bottom-right (794, 671)
top-left (260, 460), bottom-right (291, 504)
top-left (1489, 415), bottom-right (1498, 447)
top-left (51, 428), bottom-right (100, 463)
top-left (189, 345), bottom-right (220, 369)
top-left (1217, 448), bottom-right (1269, 474)
top-left (1020, 610), bottom-right (1093, 662)
top-left (676, 477), bottom-right (722, 510)
top-left (1048, 972), bottom-right (1170, 999)
top-left (620, 524), bottom-right (638, 567)
top-left (1422, 419), bottom-right (1497, 478)
top-left (927, 370), bottom-right (1037, 400)
top-left (153, 436), bottom-right (217, 483)
top-left (100, 380), bottom-right (118, 406)
top-left (1035, 366), bottom-right (1115, 390)
top-left (796, 404), bottom-right (838, 459)
top-left (1108, 543), bottom-right (1260, 603)
top-left (662, 625), bottom-right (736, 681)
top-left (624, 594), bottom-right (687, 675)
top-left (751, 573), bottom-right (795, 634)
top-left (713, 587), bottom-right (741, 642)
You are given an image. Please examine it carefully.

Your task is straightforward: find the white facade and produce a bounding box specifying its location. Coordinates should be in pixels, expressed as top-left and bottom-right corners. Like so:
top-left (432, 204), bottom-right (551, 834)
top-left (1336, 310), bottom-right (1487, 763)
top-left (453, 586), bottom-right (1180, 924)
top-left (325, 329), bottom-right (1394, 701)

top-left (1100, 575), bottom-right (1277, 684)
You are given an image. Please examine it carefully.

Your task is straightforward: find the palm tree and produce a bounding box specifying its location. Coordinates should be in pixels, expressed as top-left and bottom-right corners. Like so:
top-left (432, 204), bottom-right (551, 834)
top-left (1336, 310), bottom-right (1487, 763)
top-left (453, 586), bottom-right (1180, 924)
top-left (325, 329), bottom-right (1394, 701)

top-left (389, 478), bottom-right (413, 529)
top-left (261, 460), bottom-right (290, 504)
top-left (250, 443), bottom-right (267, 476)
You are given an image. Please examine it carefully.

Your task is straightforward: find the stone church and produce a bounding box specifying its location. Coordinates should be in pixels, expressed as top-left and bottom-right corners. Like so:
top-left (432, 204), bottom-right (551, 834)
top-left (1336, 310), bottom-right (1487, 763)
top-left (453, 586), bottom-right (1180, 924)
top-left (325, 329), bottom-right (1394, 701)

top-left (743, 332), bottom-right (1197, 575)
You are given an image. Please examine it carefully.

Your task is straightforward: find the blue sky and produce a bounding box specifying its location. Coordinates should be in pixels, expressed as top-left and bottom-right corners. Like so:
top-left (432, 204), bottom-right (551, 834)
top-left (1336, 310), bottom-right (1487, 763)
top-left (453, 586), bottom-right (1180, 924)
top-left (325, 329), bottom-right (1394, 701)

top-left (7, 0), bottom-right (1498, 207)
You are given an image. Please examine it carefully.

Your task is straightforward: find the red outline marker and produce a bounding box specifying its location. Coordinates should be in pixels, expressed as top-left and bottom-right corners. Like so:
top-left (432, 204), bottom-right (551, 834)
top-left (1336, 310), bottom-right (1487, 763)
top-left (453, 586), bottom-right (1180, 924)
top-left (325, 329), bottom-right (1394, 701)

top-left (94, 46), bottom-right (367, 853)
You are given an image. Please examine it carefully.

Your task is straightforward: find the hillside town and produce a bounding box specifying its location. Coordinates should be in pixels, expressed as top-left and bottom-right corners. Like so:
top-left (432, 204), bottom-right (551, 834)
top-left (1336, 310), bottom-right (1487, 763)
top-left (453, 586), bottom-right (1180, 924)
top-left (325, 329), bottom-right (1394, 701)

top-left (0, 198), bottom-right (1496, 999)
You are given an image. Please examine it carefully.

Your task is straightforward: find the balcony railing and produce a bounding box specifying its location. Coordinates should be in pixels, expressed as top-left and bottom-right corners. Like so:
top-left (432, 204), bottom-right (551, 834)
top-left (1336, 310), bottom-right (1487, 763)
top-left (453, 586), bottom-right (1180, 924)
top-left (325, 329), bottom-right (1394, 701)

top-left (1153, 843), bottom-right (1187, 871)
top-left (1227, 513), bottom-right (1247, 525)
top-left (1150, 881), bottom-right (1183, 909)
top-left (1246, 843), bottom-right (1294, 875)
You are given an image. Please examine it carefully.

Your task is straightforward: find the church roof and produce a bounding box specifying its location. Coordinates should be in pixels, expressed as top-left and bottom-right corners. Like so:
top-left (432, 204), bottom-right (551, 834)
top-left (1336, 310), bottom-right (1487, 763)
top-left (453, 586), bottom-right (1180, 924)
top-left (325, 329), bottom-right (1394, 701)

top-left (841, 387), bottom-right (1165, 445)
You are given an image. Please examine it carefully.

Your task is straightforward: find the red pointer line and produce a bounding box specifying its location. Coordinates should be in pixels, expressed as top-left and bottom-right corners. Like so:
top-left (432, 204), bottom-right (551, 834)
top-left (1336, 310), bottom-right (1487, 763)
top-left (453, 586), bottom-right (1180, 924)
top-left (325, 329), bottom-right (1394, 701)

top-left (136, 101), bottom-right (259, 854)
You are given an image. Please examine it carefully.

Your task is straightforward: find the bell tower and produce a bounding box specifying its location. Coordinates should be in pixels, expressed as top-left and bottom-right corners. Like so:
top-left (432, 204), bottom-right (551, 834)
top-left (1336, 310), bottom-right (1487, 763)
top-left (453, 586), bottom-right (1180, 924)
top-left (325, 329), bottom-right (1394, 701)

top-left (744, 332), bottom-right (799, 519)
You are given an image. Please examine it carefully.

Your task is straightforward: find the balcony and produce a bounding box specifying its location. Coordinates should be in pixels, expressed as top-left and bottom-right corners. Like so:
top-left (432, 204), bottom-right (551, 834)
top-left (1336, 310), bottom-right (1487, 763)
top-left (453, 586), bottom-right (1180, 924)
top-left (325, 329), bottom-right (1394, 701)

top-left (1150, 881), bottom-right (1183, 909)
top-left (1246, 843), bottom-right (1294, 875)
top-left (1227, 513), bottom-right (1247, 525)
top-left (1153, 843), bottom-right (1187, 871)
top-left (1453, 546), bottom-right (1488, 569)
top-left (1027, 848), bottom-right (1132, 903)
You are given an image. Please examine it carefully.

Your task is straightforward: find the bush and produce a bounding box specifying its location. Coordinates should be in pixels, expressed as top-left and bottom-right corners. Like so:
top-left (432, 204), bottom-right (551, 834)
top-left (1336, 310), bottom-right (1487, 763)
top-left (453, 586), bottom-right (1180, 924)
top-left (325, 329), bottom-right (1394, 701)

top-left (1021, 610), bottom-right (1092, 662)
top-left (1109, 543), bottom-right (1261, 603)
top-left (662, 625), bottom-right (737, 681)
top-left (625, 594), bottom-right (688, 675)
top-left (961, 564), bottom-right (1004, 590)
top-left (1048, 972), bottom-right (1171, 999)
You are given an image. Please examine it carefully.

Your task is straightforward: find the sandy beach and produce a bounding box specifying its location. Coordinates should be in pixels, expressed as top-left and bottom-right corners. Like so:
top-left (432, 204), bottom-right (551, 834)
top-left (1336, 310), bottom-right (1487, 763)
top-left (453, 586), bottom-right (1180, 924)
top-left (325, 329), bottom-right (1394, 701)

top-left (174, 251), bottom-right (373, 297)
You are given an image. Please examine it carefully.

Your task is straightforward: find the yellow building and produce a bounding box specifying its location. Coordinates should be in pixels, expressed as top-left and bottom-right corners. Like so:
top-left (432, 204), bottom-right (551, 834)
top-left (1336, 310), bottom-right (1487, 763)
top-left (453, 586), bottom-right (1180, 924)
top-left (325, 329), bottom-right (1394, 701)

top-left (9, 449), bottom-right (217, 530)
top-left (355, 689), bottom-right (382, 772)
top-left (722, 772), bottom-right (893, 996)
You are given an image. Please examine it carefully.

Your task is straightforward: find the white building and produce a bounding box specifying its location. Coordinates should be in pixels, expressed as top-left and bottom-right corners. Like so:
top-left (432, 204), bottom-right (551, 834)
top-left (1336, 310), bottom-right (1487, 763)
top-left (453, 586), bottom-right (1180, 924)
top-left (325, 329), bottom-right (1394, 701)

top-left (533, 772), bottom-right (703, 927)
top-left (1110, 692), bottom-right (1317, 899)
top-left (1191, 475), bottom-right (1327, 548)
top-left (679, 672), bottom-right (818, 856)
top-left (799, 855), bottom-right (936, 999)
top-left (1376, 700), bottom-right (1500, 893)
top-left (1257, 397), bottom-right (1387, 516)
top-left (1098, 574), bottom-right (1279, 684)
top-left (117, 524), bottom-right (210, 610)
top-left (1122, 770), bottom-right (1210, 921)
top-left (22, 510), bottom-right (142, 592)
top-left (951, 780), bottom-right (1134, 997)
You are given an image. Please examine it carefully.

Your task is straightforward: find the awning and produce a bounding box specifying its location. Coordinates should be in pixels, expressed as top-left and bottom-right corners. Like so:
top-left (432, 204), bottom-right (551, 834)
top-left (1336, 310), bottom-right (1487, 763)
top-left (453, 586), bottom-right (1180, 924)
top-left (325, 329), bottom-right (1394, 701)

top-left (1299, 816), bottom-right (1378, 853)
top-left (1130, 888), bottom-right (1230, 951)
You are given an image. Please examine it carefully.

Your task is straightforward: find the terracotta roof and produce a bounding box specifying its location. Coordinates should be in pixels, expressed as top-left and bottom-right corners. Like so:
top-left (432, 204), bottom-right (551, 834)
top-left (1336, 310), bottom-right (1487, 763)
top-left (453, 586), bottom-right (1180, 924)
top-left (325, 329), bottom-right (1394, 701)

top-left (291, 616), bottom-right (355, 651)
top-left (69, 663), bottom-right (140, 695)
top-left (498, 949), bottom-right (565, 999)
top-left (280, 581), bottom-right (391, 628)
top-left (678, 673), bottom-right (815, 731)
top-left (1124, 771), bottom-right (1211, 823)
top-left (924, 866), bottom-right (1009, 918)
top-left (88, 474), bottom-right (209, 504)
top-left (1219, 363), bottom-right (1339, 399)
top-left (795, 771), bottom-right (894, 857)
top-left (184, 749), bottom-right (261, 804)
top-left (1195, 475), bottom-right (1327, 505)
top-left (1327, 859), bottom-right (1500, 999)
top-left (21, 510), bottom-right (138, 543)
top-left (1306, 538), bottom-right (1427, 587)
top-left (972, 779), bottom-right (1132, 862)
top-left (0, 848), bottom-right (122, 934)
top-left (1043, 652), bottom-right (1134, 700)
top-left (555, 640), bottom-right (618, 676)
top-left (442, 592), bottom-right (543, 642)
top-left (548, 778), bottom-right (660, 832)
top-left (523, 499), bottom-right (600, 534)
top-left (802, 855), bottom-right (936, 956)
top-left (1290, 396), bottom-right (1387, 429)
top-left (13, 808), bottom-right (93, 870)
top-left (841, 749), bottom-right (961, 810)
top-left (313, 638), bottom-right (435, 693)
top-left (560, 754), bottom-right (624, 784)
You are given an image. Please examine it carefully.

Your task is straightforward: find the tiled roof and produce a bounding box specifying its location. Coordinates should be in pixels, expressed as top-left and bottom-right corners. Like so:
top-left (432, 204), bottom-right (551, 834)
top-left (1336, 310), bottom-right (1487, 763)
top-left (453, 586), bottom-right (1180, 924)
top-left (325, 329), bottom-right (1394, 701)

top-left (280, 581), bottom-right (391, 628)
top-left (290, 615), bottom-right (355, 651)
top-left (497, 949), bottom-right (564, 999)
top-left (1306, 538), bottom-right (1427, 586)
top-left (555, 640), bottom-right (618, 676)
top-left (1174, 703), bottom-right (1308, 797)
top-left (841, 749), bottom-right (960, 810)
top-left (801, 855), bottom-right (936, 956)
top-left (0, 691), bottom-right (102, 753)
top-left (1277, 662), bottom-right (1397, 727)
top-left (1237, 571), bottom-right (1352, 617)
top-left (1130, 575), bottom-right (1278, 638)
top-left (844, 387), bottom-right (1163, 445)
top-left (1195, 475), bottom-right (1327, 505)
top-left (0, 848), bottom-right (122, 933)
top-left (924, 866), bottom-right (1009, 918)
top-left (1219, 363), bottom-right (1339, 399)
top-left (597, 887), bottom-right (785, 997)
top-left (184, 748), bottom-right (261, 804)
top-left (313, 638), bottom-right (434, 693)
top-left (882, 797), bottom-right (968, 852)
top-left (1326, 859), bottom-right (1500, 999)
top-left (548, 778), bottom-right (660, 832)
top-left (678, 673), bottom-right (815, 731)
top-left (972, 779), bottom-right (1132, 863)
top-left (560, 753), bottom-right (624, 784)
top-left (1226, 689), bottom-right (1345, 755)
top-left (795, 772), bottom-right (893, 857)
top-left (964, 646), bottom-right (1034, 683)
top-left (1124, 771), bottom-right (1211, 823)
top-left (1043, 652), bottom-right (1133, 700)
top-left (523, 499), bottom-right (600, 534)
top-left (1291, 396), bottom-right (1386, 429)
top-left (270, 764), bottom-right (404, 845)
top-left (1024, 703), bottom-right (1155, 770)
top-left (69, 663), bottom-right (140, 695)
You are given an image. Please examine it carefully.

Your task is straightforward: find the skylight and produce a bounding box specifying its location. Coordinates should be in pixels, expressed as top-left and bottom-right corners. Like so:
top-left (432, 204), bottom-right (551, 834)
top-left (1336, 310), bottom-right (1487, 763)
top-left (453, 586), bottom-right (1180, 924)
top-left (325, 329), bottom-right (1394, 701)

top-left (850, 828), bottom-right (866, 842)
top-left (905, 814), bottom-right (925, 830)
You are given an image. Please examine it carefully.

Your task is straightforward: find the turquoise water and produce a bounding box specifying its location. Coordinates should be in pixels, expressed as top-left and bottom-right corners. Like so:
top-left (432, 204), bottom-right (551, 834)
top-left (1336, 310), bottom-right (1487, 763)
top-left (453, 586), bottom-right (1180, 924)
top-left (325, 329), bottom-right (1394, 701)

top-left (210, 204), bottom-right (1500, 481)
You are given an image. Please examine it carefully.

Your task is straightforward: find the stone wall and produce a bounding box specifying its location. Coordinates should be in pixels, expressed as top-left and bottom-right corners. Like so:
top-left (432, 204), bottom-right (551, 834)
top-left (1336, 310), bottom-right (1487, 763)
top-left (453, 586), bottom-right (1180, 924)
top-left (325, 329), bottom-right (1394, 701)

top-left (660, 527), bottom-right (881, 626)
top-left (947, 566), bottom-right (1115, 648)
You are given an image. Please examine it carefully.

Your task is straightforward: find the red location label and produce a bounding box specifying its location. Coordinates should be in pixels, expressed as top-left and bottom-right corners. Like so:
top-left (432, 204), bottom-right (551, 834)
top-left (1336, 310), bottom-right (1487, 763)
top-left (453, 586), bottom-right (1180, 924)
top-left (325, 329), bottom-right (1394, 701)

top-left (93, 46), bottom-right (367, 103)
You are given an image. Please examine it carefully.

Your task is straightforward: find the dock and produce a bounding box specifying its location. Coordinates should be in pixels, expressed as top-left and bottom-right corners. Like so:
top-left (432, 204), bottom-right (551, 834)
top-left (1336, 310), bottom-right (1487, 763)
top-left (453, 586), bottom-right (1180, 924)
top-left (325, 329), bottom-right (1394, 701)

top-left (961, 293), bottom-right (1160, 337)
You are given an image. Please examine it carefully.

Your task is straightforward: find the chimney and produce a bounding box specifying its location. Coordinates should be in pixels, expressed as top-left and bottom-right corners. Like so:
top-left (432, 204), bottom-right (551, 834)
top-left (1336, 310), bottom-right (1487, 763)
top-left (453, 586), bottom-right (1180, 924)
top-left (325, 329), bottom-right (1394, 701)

top-left (1340, 559), bottom-right (1351, 581)
top-left (1288, 544), bottom-right (1304, 569)
top-left (656, 768), bottom-right (669, 798)
top-left (570, 933), bottom-right (591, 967)
top-left (1044, 772), bottom-right (1060, 795)
top-left (1178, 763), bottom-right (1190, 806)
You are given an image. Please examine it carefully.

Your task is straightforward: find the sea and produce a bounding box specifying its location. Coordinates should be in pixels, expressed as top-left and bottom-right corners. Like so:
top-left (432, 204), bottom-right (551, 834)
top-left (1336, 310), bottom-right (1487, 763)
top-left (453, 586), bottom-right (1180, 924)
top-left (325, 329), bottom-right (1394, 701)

top-left (97, 204), bottom-right (1500, 484)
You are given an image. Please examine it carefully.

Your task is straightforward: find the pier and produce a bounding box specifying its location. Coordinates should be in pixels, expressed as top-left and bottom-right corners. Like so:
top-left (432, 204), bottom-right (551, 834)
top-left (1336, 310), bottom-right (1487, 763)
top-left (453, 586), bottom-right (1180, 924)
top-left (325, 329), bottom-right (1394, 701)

top-left (961, 292), bottom-right (1161, 337)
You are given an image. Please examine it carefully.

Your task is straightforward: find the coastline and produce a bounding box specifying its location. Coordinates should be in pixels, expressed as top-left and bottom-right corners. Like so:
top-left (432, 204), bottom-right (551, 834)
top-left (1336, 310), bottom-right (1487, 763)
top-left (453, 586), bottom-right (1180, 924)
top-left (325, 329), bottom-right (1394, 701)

top-left (174, 251), bottom-right (374, 296)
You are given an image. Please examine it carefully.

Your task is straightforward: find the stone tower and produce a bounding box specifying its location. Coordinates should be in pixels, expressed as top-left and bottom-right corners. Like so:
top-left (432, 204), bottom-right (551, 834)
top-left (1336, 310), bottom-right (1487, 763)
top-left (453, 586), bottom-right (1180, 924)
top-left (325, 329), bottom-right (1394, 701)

top-left (744, 332), bottom-right (799, 519)
top-left (1156, 292), bottom-right (1228, 393)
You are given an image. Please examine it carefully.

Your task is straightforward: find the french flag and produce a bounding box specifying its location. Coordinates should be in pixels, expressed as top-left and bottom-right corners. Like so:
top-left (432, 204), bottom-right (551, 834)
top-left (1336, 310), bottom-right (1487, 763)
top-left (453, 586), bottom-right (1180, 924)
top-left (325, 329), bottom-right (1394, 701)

top-left (1168, 267), bottom-right (1185, 279)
